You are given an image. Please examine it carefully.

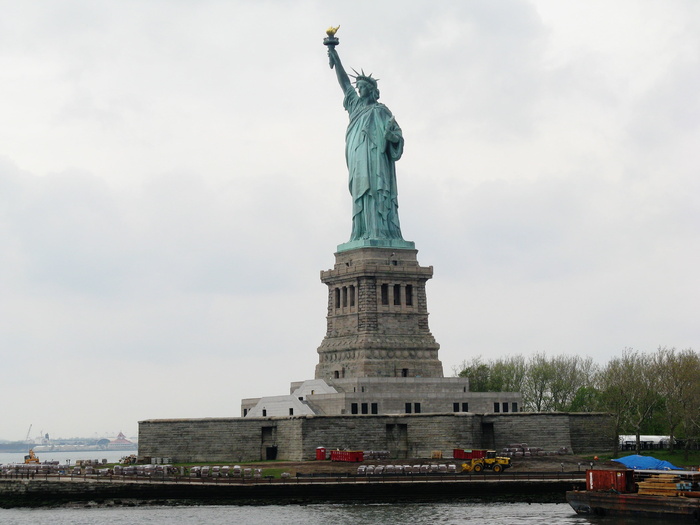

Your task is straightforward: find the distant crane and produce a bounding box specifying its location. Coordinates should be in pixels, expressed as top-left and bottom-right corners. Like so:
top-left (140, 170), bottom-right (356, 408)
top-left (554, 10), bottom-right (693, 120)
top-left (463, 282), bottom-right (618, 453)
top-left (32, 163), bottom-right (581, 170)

top-left (25, 424), bottom-right (32, 442)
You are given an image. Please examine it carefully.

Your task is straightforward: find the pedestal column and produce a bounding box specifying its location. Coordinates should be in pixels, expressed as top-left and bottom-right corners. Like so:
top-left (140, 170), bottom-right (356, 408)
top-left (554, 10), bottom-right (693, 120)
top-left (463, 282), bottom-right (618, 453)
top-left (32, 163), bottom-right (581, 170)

top-left (316, 247), bottom-right (443, 381)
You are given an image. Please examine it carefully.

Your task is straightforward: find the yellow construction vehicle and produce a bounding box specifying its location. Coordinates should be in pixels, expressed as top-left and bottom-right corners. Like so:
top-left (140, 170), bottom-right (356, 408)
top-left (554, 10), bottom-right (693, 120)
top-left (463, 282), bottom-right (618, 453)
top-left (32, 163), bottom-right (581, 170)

top-left (460, 449), bottom-right (511, 473)
top-left (24, 449), bottom-right (40, 464)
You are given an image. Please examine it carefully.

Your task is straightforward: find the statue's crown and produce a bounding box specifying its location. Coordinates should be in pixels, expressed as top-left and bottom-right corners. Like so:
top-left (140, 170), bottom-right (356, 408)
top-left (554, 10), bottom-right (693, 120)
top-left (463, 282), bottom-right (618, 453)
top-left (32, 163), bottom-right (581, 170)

top-left (351, 69), bottom-right (379, 87)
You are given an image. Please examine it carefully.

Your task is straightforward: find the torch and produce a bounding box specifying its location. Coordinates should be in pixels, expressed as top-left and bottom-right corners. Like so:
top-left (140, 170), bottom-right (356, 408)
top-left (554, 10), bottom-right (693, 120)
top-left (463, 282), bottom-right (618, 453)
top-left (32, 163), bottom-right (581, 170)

top-left (323, 25), bottom-right (340, 69)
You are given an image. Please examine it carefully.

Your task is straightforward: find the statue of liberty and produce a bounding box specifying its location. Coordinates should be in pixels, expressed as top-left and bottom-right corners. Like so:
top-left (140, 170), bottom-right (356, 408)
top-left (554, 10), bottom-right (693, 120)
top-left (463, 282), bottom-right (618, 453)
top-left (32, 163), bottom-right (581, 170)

top-left (325, 29), bottom-right (413, 251)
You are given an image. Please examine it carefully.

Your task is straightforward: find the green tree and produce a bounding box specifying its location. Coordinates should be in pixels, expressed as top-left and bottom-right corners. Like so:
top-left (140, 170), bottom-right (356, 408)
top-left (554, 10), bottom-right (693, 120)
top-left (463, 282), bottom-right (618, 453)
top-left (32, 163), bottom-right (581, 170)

top-left (548, 355), bottom-right (598, 411)
top-left (596, 355), bottom-right (634, 457)
top-left (521, 352), bottom-right (557, 411)
top-left (455, 357), bottom-right (492, 392)
top-left (568, 385), bottom-right (601, 412)
top-left (456, 355), bottom-right (528, 393)
top-left (627, 351), bottom-right (663, 454)
top-left (597, 349), bottom-right (662, 454)
top-left (490, 355), bottom-right (527, 392)
top-left (654, 347), bottom-right (700, 453)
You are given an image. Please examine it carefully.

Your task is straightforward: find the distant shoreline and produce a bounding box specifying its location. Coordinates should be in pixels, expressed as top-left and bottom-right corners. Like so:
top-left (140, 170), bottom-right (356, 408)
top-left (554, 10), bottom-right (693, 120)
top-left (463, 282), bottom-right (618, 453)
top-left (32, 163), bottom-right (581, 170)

top-left (31, 446), bottom-right (138, 453)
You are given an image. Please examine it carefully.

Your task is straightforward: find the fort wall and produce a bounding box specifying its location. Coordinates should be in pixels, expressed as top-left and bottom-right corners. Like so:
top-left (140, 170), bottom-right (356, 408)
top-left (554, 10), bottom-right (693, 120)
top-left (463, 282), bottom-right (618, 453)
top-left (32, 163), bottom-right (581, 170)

top-left (139, 412), bottom-right (613, 463)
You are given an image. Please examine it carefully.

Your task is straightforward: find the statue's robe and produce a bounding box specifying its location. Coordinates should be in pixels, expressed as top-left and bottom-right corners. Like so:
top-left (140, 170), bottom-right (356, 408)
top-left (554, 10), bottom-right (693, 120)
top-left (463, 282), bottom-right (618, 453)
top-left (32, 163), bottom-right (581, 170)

top-left (343, 84), bottom-right (405, 241)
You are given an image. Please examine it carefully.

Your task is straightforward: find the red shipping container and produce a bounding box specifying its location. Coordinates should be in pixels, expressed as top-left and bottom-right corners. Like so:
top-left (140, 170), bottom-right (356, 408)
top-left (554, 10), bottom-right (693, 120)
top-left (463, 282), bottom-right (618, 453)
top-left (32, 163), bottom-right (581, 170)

top-left (330, 450), bottom-right (364, 462)
top-left (586, 469), bottom-right (635, 493)
top-left (453, 449), bottom-right (488, 460)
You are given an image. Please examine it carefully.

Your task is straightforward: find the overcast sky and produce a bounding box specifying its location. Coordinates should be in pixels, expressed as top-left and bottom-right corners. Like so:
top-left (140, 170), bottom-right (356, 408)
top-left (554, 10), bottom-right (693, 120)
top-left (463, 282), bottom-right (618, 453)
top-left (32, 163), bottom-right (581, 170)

top-left (1, 0), bottom-right (698, 441)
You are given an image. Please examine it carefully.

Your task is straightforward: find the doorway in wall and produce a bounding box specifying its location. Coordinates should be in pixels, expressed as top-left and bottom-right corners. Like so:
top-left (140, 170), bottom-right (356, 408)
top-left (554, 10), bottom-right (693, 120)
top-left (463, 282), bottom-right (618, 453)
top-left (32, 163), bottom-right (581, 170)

top-left (261, 426), bottom-right (276, 460)
top-left (481, 422), bottom-right (495, 449)
top-left (386, 423), bottom-right (408, 458)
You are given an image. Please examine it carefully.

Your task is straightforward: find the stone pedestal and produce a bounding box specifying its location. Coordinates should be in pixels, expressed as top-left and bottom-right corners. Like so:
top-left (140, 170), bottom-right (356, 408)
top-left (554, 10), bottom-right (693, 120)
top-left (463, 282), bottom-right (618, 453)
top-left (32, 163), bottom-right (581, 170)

top-left (316, 247), bottom-right (443, 381)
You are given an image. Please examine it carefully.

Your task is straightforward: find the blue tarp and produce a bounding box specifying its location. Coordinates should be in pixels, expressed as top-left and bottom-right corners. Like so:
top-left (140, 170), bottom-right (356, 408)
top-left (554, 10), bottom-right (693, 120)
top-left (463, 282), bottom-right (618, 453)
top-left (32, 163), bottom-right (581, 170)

top-left (612, 454), bottom-right (682, 470)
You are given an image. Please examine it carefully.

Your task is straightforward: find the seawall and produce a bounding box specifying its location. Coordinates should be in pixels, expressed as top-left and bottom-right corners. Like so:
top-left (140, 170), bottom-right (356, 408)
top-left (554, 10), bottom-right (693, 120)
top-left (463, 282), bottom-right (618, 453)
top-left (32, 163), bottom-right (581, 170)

top-left (0, 477), bottom-right (585, 508)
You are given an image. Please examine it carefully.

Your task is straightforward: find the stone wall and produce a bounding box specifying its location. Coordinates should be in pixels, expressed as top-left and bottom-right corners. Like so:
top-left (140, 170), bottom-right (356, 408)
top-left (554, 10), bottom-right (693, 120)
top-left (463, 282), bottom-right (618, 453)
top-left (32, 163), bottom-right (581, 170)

top-left (299, 414), bottom-right (480, 459)
top-left (568, 412), bottom-right (618, 453)
top-left (139, 412), bottom-right (614, 463)
top-left (484, 412), bottom-right (614, 454)
top-left (138, 418), bottom-right (302, 463)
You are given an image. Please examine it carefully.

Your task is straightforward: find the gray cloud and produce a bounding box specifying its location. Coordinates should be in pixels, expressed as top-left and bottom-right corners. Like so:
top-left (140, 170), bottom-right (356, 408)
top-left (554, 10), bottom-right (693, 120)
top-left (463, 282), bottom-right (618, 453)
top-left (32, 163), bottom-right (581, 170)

top-left (0, 1), bottom-right (697, 440)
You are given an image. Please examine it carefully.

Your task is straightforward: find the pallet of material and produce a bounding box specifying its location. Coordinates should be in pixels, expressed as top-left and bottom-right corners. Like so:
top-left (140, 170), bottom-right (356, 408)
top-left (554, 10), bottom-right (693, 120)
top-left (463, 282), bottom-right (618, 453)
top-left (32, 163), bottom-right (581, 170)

top-left (637, 474), bottom-right (682, 497)
top-left (638, 489), bottom-right (680, 496)
top-left (640, 482), bottom-right (681, 488)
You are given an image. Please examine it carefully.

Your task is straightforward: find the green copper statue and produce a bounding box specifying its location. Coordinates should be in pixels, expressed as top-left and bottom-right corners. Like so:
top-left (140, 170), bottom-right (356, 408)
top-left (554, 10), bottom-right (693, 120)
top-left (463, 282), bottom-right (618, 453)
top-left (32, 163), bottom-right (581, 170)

top-left (325, 28), bottom-right (414, 251)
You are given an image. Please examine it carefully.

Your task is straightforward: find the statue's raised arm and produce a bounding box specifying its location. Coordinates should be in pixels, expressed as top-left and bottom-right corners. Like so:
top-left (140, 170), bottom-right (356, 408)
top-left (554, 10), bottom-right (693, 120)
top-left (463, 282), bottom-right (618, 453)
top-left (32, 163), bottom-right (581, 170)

top-left (327, 46), bottom-right (352, 94)
top-left (323, 27), bottom-right (413, 251)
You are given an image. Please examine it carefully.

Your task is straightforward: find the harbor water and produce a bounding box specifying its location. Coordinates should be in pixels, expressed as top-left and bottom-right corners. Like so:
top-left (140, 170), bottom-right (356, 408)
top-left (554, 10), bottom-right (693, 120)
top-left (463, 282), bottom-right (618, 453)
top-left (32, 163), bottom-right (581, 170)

top-left (0, 502), bottom-right (661, 524)
top-left (0, 502), bottom-right (665, 524)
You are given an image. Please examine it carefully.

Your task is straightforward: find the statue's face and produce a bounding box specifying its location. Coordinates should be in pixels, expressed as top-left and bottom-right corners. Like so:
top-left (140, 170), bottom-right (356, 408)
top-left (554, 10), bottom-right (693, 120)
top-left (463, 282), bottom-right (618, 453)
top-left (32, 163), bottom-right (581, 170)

top-left (357, 81), bottom-right (371, 99)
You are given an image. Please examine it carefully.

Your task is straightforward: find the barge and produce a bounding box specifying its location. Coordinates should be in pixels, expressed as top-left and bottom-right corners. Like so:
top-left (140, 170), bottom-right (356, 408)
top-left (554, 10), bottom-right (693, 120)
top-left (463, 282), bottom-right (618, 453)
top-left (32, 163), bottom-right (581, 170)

top-left (567, 468), bottom-right (700, 521)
